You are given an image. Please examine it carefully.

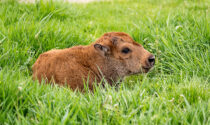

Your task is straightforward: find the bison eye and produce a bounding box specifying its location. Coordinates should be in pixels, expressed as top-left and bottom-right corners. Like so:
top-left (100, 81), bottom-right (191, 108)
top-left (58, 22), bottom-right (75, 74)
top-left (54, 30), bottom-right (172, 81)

top-left (121, 48), bottom-right (131, 54)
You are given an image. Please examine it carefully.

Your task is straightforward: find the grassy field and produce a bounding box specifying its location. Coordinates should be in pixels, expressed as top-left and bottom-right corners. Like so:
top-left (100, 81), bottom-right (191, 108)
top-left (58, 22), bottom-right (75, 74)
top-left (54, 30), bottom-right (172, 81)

top-left (0, 0), bottom-right (209, 124)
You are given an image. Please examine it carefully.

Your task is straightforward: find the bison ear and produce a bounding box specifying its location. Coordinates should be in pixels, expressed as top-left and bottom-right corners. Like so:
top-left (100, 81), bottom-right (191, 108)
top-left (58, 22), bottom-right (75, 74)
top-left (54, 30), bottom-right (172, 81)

top-left (94, 44), bottom-right (110, 56)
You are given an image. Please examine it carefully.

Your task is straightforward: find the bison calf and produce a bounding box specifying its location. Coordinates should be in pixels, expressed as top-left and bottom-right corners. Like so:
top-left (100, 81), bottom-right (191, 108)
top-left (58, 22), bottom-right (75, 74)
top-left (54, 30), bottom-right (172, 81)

top-left (32, 32), bottom-right (155, 90)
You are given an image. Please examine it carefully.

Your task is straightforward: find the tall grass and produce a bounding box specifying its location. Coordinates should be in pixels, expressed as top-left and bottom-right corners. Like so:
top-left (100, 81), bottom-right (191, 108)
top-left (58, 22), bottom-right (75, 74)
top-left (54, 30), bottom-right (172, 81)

top-left (0, 0), bottom-right (209, 124)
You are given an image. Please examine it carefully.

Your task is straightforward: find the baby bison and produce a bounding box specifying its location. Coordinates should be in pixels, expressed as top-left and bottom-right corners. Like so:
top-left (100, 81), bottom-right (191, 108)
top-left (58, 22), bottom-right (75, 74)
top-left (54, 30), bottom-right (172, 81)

top-left (32, 32), bottom-right (155, 90)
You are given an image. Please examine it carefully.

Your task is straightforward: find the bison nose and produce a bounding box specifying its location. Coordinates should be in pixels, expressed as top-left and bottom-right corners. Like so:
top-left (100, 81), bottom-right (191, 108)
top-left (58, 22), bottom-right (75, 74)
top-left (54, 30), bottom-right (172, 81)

top-left (148, 55), bottom-right (155, 66)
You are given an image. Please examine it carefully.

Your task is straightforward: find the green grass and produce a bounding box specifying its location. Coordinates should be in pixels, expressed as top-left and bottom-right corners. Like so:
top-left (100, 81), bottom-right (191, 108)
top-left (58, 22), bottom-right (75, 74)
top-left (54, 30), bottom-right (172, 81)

top-left (0, 0), bottom-right (210, 124)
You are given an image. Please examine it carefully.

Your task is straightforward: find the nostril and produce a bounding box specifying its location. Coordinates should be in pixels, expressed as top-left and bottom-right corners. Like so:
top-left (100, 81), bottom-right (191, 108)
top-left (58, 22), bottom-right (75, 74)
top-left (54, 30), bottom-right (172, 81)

top-left (148, 55), bottom-right (155, 65)
top-left (148, 57), bottom-right (155, 62)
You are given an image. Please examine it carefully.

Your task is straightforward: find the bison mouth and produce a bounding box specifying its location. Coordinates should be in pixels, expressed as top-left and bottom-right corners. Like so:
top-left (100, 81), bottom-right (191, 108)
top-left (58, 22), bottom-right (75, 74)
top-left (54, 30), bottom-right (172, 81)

top-left (127, 66), bottom-right (154, 76)
top-left (142, 66), bottom-right (153, 73)
top-left (127, 66), bottom-right (153, 75)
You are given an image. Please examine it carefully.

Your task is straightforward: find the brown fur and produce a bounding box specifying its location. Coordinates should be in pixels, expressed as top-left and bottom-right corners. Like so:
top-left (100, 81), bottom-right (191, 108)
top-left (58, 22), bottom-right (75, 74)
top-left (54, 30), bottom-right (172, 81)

top-left (32, 32), bottom-right (154, 91)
